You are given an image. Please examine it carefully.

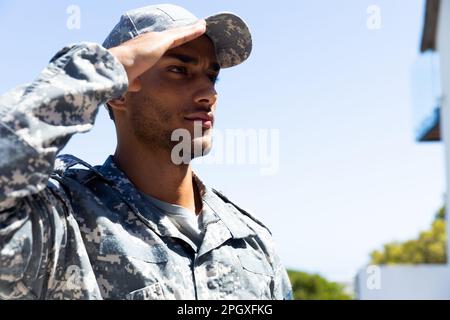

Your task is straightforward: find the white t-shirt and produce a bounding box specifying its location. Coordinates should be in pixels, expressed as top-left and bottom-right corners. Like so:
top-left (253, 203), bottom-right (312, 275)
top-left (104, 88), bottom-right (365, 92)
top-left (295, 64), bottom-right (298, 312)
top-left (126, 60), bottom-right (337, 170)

top-left (142, 192), bottom-right (204, 249)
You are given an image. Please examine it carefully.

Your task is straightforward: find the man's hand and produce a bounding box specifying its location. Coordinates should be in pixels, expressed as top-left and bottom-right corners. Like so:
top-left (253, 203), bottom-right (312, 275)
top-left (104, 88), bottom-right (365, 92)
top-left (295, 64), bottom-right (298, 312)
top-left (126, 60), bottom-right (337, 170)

top-left (108, 20), bottom-right (207, 92)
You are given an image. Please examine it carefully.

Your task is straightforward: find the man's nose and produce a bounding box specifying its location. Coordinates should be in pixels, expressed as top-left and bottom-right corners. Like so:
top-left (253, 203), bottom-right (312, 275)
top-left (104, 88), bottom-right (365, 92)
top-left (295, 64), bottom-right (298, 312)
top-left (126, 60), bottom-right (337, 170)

top-left (193, 81), bottom-right (217, 108)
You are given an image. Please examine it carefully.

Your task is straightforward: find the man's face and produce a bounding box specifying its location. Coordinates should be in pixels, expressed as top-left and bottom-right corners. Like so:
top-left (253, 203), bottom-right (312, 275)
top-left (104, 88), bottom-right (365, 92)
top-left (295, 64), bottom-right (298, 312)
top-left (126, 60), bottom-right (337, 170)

top-left (126, 35), bottom-right (220, 160)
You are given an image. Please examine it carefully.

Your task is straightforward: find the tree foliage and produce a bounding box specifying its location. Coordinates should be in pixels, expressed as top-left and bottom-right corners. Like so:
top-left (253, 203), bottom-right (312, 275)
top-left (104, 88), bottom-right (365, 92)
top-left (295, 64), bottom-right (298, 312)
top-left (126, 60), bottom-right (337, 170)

top-left (370, 207), bottom-right (447, 264)
top-left (287, 270), bottom-right (352, 300)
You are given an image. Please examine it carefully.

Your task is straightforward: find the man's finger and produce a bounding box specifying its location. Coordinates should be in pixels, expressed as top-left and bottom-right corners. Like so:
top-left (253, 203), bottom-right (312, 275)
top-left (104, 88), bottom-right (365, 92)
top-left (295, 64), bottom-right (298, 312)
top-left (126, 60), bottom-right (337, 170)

top-left (166, 20), bottom-right (207, 49)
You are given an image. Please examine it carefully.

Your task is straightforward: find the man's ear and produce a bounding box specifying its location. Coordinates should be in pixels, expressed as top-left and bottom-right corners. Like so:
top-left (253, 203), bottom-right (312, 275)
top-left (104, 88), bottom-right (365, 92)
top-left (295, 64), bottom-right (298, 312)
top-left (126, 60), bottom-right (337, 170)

top-left (108, 96), bottom-right (127, 111)
top-left (106, 96), bottom-right (128, 122)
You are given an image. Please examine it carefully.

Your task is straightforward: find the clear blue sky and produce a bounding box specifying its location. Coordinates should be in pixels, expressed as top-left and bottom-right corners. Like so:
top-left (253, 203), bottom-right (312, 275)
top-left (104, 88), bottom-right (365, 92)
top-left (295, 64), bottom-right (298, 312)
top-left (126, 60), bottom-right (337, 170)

top-left (0, 0), bottom-right (445, 282)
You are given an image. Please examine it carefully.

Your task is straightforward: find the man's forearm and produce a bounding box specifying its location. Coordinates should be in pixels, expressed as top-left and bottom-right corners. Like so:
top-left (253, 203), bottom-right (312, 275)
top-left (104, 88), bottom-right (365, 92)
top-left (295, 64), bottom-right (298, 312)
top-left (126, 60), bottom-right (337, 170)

top-left (0, 42), bottom-right (128, 211)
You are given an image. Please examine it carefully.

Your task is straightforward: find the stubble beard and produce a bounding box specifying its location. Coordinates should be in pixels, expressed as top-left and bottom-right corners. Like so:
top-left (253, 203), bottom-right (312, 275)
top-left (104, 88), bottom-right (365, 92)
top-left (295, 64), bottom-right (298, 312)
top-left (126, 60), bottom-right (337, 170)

top-left (130, 94), bottom-right (212, 162)
top-left (130, 94), bottom-right (175, 154)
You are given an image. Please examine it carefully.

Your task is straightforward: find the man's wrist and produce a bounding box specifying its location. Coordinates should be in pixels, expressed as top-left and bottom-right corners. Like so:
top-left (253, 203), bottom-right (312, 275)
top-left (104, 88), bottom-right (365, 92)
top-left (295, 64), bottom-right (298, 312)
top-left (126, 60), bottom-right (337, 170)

top-left (108, 46), bottom-right (134, 83)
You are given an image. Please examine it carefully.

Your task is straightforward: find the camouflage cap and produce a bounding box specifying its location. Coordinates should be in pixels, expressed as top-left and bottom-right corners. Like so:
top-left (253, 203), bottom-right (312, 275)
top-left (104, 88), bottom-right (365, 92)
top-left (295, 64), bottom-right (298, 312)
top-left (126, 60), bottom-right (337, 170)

top-left (102, 4), bottom-right (253, 69)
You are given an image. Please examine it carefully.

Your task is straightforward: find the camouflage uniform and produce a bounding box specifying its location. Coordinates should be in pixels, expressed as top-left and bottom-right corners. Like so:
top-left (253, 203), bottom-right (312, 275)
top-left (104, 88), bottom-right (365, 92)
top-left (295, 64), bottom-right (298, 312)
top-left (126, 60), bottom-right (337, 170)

top-left (0, 43), bottom-right (293, 300)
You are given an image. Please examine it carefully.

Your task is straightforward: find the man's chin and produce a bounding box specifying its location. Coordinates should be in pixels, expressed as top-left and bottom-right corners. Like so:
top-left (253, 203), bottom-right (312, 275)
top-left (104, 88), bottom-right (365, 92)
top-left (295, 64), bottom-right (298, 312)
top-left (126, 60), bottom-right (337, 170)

top-left (191, 140), bottom-right (212, 159)
top-left (169, 130), bottom-right (212, 164)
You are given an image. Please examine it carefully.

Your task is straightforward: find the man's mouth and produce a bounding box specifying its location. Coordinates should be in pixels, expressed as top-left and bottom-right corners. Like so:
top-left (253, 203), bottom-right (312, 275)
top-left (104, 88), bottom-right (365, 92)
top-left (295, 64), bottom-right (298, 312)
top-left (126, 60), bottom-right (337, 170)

top-left (184, 113), bottom-right (214, 129)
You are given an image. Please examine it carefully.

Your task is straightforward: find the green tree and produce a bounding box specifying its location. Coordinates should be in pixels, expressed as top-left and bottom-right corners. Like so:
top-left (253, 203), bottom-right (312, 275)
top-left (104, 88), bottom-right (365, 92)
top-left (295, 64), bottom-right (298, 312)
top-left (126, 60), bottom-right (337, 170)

top-left (287, 270), bottom-right (352, 300)
top-left (370, 207), bottom-right (447, 264)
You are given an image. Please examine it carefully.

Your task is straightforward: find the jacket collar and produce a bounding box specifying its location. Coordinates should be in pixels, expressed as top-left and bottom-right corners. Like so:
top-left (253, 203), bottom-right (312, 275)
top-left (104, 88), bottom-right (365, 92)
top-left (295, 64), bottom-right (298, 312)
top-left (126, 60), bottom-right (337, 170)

top-left (97, 155), bottom-right (256, 256)
top-left (97, 156), bottom-right (177, 239)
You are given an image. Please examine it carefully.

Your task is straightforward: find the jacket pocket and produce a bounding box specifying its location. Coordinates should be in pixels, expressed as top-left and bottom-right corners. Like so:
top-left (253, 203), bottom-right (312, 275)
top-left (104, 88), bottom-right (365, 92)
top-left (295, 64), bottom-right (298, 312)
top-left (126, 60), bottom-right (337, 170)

top-left (237, 252), bottom-right (274, 299)
top-left (238, 252), bottom-right (274, 276)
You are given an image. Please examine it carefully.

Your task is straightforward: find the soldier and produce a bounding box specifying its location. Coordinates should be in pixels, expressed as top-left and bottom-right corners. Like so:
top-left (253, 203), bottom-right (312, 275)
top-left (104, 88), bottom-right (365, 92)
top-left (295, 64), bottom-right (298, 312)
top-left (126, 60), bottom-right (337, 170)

top-left (0, 4), bottom-right (293, 300)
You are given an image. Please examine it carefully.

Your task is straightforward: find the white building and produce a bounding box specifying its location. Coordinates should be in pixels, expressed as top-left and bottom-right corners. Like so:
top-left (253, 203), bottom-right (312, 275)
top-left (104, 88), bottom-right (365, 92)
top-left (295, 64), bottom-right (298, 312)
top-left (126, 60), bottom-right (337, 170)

top-left (356, 0), bottom-right (450, 299)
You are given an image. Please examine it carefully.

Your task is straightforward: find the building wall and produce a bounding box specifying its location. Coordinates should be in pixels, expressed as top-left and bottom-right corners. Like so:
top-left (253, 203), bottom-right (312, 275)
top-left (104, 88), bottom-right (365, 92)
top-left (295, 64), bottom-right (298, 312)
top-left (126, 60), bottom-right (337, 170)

top-left (356, 265), bottom-right (450, 299)
top-left (438, 0), bottom-right (450, 255)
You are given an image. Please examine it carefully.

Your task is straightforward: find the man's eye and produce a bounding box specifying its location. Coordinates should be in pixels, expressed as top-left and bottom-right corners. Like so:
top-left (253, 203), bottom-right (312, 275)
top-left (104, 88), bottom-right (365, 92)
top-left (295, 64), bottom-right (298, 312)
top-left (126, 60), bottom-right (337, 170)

top-left (168, 66), bottom-right (187, 74)
top-left (209, 74), bottom-right (220, 84)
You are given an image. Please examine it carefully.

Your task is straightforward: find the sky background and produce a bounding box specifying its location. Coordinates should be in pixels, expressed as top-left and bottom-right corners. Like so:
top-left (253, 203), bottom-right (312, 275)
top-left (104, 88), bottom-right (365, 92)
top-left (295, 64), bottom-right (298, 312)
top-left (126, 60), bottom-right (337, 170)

top-left (0, 0), bottom-right (445, 282)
